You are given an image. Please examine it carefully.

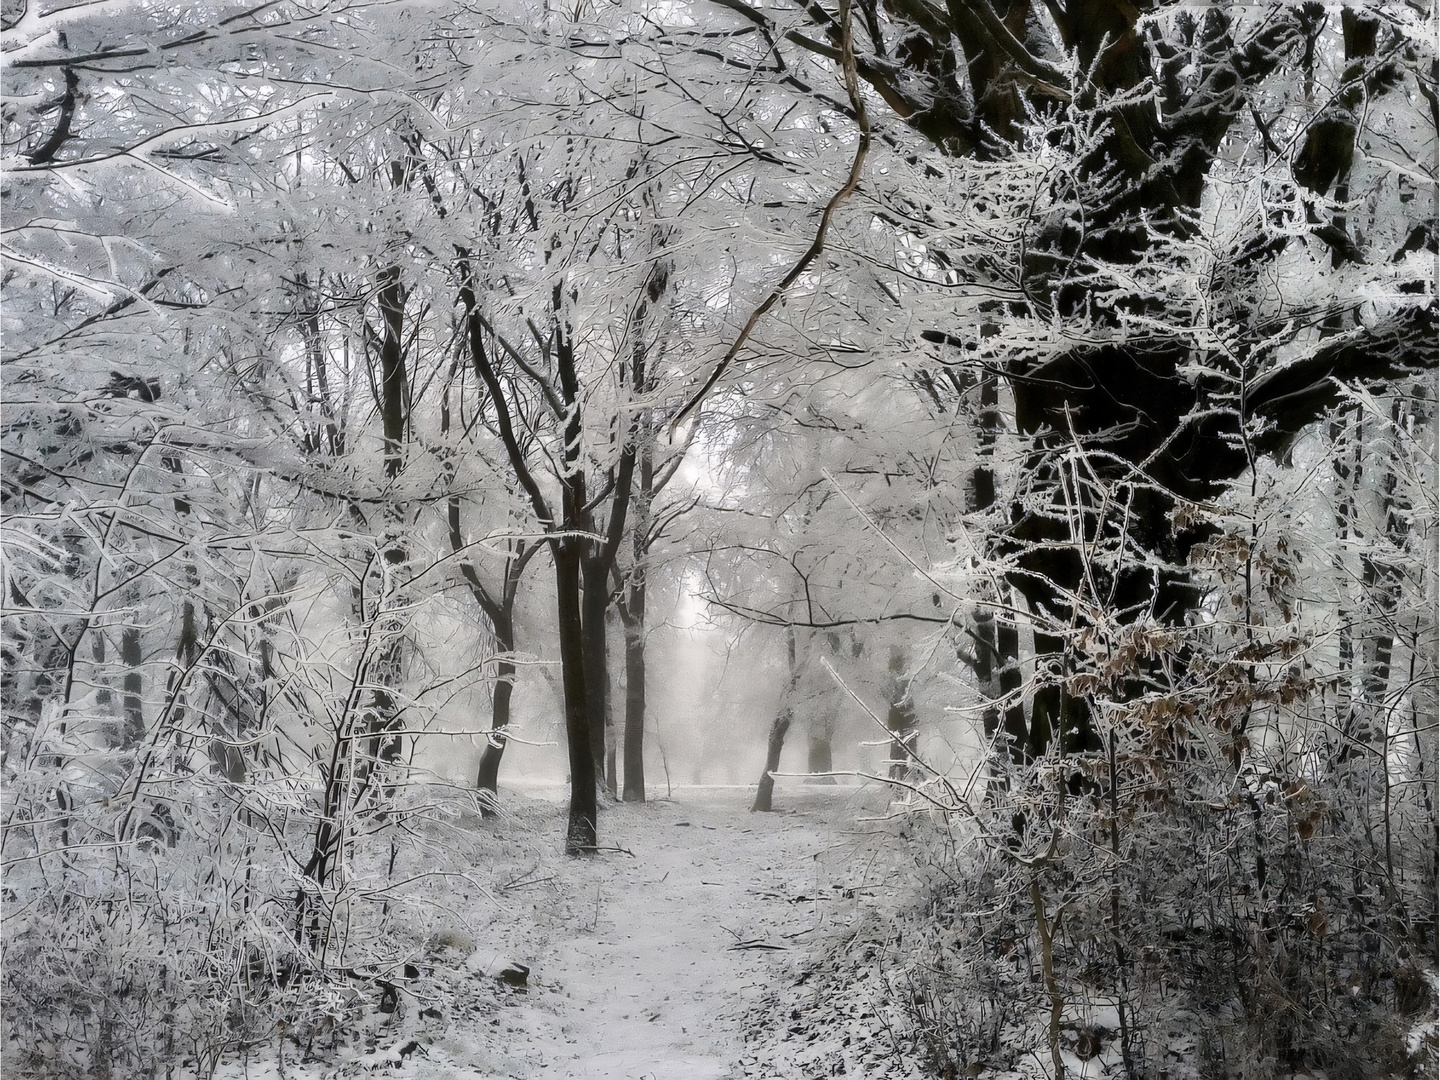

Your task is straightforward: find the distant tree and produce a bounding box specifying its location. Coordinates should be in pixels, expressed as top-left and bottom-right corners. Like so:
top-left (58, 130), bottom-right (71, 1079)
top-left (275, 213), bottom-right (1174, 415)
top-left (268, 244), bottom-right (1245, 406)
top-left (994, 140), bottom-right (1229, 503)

top-left (612, 415), bottom-right (698, 802)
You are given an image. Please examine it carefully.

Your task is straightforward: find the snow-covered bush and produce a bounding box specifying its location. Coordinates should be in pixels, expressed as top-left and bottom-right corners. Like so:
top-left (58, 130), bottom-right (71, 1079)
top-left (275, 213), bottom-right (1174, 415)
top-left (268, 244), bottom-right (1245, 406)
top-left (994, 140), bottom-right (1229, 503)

top-left (885, 390), bottom-right (1437, 1079)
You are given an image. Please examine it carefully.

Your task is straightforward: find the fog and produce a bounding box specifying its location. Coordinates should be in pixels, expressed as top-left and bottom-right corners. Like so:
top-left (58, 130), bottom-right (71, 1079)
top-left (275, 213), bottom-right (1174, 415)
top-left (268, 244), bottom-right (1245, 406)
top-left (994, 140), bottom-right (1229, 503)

top-left (415, 572), bottom-right (988, 798)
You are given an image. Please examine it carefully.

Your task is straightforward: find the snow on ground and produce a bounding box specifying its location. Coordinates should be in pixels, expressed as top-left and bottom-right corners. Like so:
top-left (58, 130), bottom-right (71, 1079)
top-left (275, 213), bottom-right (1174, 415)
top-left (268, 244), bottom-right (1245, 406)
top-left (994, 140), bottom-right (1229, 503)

top-left (288, 781), bottom-right (930, 1080)
top-left (484, 783), bottom-right (868, 1079)
top-left (211, 782), bottom-right (1437, 1080)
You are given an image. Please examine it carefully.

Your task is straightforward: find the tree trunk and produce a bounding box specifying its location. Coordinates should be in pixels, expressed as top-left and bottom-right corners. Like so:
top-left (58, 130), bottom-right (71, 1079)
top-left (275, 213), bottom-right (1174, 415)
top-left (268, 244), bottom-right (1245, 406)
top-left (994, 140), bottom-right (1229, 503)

top-left (621, 601), bottom-right (647, 802)
top-left (752, 626), bottom-right (801, 812)
top-left (962, 372), bottom-right (1029, 765)
top-left (885, 645), bottom-right (916, 781)
top-left (475, 612), bottom-right (515, 811)
top-left (581, 553), bottom-right (611, 794)
top-left (620, 442), bottom-right (653, 802)
top-left (603, 610), bottom-right (618, 800)
top-left (364, 635), bottom-right (406, 777)
top-left (121, 622), bottom-right (143, 749)
top-left (376, 265), bottom-right (407, 488)
top-left (474, 669), bottom-right (513, 791)
top-left (363, 263), bottom-right (409, 784)
top-left (807, 630), bottom-right (839, 783)
top-left (752, 709), bottom-right (792, 813)
top-left (1331, 410), bottom-right (1359, 751)
top-left (555, 542), bottom-right (597, 854)
top-left (1353, 401), bottom-right (1405, 752)
top-left (806, 729), bottom-right (835, 781)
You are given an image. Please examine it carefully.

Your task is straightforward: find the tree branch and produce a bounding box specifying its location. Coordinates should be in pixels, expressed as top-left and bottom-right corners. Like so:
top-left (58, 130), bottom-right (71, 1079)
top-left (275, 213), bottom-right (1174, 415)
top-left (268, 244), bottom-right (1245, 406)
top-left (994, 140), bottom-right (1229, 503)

top-left (673, 0), bottom-right (872, 429)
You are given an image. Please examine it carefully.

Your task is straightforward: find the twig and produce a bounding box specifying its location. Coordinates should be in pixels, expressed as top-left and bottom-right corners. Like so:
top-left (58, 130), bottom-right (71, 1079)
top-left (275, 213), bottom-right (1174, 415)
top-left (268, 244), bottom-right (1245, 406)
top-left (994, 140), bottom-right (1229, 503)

top-left (570, 844), bottom-right (635, 856)
top-left (499, 869), bottom-right (555, 891)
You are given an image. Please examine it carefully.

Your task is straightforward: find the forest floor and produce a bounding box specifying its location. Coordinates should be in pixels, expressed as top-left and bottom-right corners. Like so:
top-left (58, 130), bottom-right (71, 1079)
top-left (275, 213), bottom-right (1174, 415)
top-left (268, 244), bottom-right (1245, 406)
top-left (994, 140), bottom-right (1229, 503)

top-left (278, 781), bottom-right (936, 1080)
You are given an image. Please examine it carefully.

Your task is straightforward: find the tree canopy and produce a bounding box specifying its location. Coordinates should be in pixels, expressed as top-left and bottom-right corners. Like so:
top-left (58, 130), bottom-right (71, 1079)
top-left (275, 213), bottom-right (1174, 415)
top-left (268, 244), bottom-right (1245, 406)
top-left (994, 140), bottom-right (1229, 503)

top-left (2, 0), bottom-right (1435, 1075)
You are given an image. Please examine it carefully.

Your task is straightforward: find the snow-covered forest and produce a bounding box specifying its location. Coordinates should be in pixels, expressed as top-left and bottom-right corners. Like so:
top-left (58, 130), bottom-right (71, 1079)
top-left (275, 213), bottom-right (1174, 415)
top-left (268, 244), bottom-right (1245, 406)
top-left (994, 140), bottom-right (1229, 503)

top-left (2, 0), bottom-right (1436, 1076)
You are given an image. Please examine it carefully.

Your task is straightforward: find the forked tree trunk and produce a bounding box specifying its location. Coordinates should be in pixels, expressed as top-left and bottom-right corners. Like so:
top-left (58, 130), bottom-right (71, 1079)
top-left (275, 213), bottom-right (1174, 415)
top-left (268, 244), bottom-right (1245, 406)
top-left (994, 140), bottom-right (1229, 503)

top-left (457, 257), bottom-right (603, 854)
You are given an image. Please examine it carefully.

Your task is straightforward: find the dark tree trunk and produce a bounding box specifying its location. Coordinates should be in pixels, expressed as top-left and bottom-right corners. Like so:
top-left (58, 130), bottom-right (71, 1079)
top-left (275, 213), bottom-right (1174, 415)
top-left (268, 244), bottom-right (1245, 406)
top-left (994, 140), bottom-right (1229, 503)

top-left (457, 258), bottom-right (602, 853)
top-left (619, 438), bottom-right (655, 802)
top-left (376, 265), bottom-right (407, 488)
top-left (961, 371), bottom-right (1028, 763)
top-left (475, 612), bottom-right (515, 810)
top-left (752, 709), bottom-right (792, 813)
top-left (441, 303), bottom-right (531, 812)
top-left (474, 670), bottom-right (512, 791)
top-left (621, 607), bottom-right (646, 801)
top-left (806, 731), bottom-right (835, 781)
top-left (447, 498), bottom-right (538, 810)
top-left (363, 264), bottom-right (409, 781)
top-left (364, 636), bottom-right (406, 776)
top-left (753, 626), bottom-right (800, 812)
top-left (581, 554), bottom-right (611, 793)
top-left (121, 623), bottom-right (143, 749)
top-left (885, 645), bottom-right (916, 781)
top-left (1331, 410), bottom-right (1359, 750)
top-left (555, 542), bottom-right (597, 854)
top-left (603, 610), bottom-right (617, 800)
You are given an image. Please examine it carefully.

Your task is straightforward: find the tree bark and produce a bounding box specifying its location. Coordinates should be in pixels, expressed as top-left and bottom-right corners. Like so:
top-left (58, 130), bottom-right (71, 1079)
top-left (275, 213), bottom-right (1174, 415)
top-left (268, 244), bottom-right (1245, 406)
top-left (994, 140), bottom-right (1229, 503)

top-left (603, 608), bottom-right (618, 800)
top-left (555, 541), bottom-right (597, 853)
top-left (581, 553), bottom-right (611, 793)
top-left (376, 265), bottom-right (407, 489)
top-left (619, 441), bottom-right (654, 802)
top-left (884, 645), bottom-right (916, 781)
top-left (752, 709), bottom-right (793, 813)
top-left (960, 370), bottom-right (1029, 763)
top-left (121, 621), bottom-right (143, 749)
top-left (806, 729), bottom-right (835, 781)
top-left (1354, 401), bottom-right (1405, 751)
top-left (622, 605), bottom-right (647, 801)
top-left (753, 625), bottom-right (801, 812)
top-left (475, 611), bottom-right (515, 808)
top-left (458, 258), bottom-right (599, 852)
top-left (361, 263), bottom-right (409, 786)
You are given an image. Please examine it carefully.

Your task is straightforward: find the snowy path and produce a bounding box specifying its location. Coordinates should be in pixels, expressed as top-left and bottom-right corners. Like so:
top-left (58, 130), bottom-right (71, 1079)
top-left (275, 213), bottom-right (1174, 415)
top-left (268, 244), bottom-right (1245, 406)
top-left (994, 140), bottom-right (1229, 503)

top-left (474, 785), bottom-right (870, 1080)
